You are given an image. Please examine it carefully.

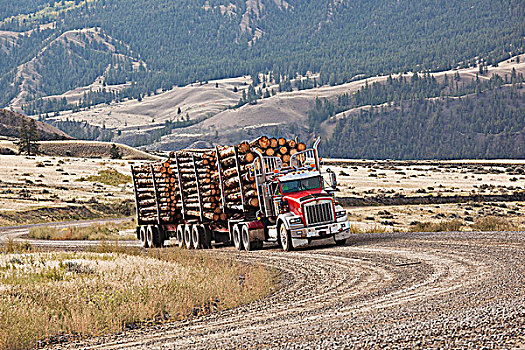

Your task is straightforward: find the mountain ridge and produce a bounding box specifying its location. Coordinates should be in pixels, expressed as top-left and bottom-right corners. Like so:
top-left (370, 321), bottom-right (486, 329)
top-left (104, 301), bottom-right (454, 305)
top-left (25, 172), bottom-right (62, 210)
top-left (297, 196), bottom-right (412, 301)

top-left (1, 0), bottom-right (523, 110)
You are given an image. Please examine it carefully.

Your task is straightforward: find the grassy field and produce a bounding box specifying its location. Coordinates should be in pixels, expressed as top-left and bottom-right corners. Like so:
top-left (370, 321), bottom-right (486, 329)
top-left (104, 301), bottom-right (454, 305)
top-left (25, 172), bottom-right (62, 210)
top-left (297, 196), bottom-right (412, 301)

top-left (0, 155), bottom-right (141, 226)
top-left (1, 154), bottom-right (524, 231)
top-left (28, 220), bottom-right (136, 240)
top-left (0, 246), bottom-right (277, 350)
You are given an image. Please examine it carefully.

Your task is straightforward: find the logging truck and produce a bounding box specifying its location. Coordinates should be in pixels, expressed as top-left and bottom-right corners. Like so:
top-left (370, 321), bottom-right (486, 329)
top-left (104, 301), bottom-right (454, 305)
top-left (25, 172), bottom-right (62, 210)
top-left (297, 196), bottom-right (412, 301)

top-left (131, 136), bottom-right (351, 251)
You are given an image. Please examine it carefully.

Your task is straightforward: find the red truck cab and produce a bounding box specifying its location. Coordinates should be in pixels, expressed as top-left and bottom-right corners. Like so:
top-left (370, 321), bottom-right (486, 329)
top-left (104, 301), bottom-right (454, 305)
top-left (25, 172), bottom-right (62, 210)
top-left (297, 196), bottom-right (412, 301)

top-left (250, 139), bottom-right (351, 251)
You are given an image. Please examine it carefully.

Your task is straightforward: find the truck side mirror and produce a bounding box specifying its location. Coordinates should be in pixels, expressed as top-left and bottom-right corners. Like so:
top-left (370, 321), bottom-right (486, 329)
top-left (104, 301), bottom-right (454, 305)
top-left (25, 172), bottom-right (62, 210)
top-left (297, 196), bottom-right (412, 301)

top-left (330, 172), bottom-right (337, 188)
top-left (326, 168), bottom-right (337, 188)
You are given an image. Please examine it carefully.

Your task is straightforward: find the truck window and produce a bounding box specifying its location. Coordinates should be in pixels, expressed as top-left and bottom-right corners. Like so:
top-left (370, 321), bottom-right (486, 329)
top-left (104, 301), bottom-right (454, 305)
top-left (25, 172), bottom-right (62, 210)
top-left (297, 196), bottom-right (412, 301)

top-left (280, 176), bottom-right (322, 194)
top-left (273, 183), bottom-right (282, 196)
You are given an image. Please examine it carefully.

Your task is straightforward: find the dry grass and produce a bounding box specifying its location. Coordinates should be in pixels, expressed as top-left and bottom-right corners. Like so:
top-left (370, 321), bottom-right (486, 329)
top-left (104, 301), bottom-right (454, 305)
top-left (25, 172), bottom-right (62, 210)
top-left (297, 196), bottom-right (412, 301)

top-left (76, 169), bottom-right (131, 186)
top-left (471, 216), bottom-right (520, 231)
top-left (0, 247), bottom-right (277, 350)
top-left (411, 219), bottom-right (464, 232)
top-left (0, 238), bottom-right (33, 254)
top-left (408, 216), bottom-right (523, 232)
top-left (27, 221), bottom-right (136, 240)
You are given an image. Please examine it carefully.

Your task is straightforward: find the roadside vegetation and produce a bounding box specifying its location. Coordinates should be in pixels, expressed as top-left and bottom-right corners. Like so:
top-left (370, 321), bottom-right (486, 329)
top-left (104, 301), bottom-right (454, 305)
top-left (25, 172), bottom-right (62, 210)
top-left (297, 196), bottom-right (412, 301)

top-left (348, 216), bottom-right (523, 234)
top-left (0, 246), bottom-right (277, 350)
top-left (409, 216), bottom-right (522, 233)
top-left (0, 200), bottom-right (135, 226)
top-left (411, 219), bottom-right (464, 233)
top-left (28, 220), bottom-right (136, 240)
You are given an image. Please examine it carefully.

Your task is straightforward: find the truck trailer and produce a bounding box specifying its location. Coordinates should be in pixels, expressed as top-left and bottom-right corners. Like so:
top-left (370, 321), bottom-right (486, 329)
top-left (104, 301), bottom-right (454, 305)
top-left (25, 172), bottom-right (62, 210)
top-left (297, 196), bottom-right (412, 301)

top-left (131, 137), bottom-right (352, 251)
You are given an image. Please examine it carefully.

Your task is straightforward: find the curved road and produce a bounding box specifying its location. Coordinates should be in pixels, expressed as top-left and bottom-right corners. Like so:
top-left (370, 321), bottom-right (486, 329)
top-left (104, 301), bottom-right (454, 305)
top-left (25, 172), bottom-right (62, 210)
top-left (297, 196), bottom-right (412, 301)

top-left (1, 222), bottom-right (524, 349)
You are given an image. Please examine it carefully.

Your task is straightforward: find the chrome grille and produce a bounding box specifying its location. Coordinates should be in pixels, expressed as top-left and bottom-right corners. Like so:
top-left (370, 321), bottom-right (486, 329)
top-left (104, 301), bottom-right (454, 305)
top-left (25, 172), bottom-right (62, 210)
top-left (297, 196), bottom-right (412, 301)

top-left (304, 201), bottom-right (334, 226)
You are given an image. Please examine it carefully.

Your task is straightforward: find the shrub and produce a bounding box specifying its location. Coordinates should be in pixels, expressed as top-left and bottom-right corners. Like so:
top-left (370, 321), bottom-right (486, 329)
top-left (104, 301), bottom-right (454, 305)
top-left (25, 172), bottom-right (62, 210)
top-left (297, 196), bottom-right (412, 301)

top-left (471, 216), bottom-right (518, 231)
top-left (411, 219), bottom-right (463, 232)
top-left (76, 169), bottom-right (131, 186)
top-left (109, 144), bottom-right (123, 159)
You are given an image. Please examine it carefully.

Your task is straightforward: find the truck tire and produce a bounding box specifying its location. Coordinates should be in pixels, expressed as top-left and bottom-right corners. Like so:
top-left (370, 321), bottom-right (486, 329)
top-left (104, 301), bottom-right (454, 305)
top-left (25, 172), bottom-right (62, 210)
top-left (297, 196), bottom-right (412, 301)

top-left (139, 226), bottom-right (148, 248)
top-left (241, 225), bottom-right (251, 251)
top-left (176, 225), bottom-right (184, 248)
top-left (242, 225), bottom-right (261, 251)
top-left (184, 225), bottom-right (193, 249)
top-left (232, 224), bottom-right (243, 251)
top-left (152, 225), bottom-right (164, 248)
top-left (202, 225), bottom-right (212, 249)
top-left (191, 225), bottom-right (203, 249)
top-left (146, 225), bottom-right (154, 248)
top-left (279, 224), bottom-right (293, 252)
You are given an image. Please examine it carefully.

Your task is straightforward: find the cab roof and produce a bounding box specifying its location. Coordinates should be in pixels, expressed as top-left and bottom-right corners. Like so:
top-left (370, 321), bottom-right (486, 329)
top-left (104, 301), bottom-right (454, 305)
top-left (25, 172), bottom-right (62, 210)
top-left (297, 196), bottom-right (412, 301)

top-left (277, 169), bottom-right (320, 182)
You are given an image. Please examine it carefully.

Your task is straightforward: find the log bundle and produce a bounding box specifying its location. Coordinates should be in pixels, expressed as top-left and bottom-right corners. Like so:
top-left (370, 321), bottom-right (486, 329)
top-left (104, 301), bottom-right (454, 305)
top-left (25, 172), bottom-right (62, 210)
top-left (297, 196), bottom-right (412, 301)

top-left (132, 162), bottom-right (181, 224)
top-left (170, 150), bottom-right (226, 221)
top-left (133, 135), bottom-right (306, 225)
top-left (216, 136), bottom-right (306, 213)
top-left (243, 136), bottom-right (306, 168)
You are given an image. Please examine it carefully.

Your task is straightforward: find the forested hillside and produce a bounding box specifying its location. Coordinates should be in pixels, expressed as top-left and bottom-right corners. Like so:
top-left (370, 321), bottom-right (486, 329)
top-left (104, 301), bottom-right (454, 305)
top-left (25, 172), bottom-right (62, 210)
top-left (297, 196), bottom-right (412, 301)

top-left (0, 0), bottom-right (523, 111)
top-left (323, 75), bottom-right (525, 159)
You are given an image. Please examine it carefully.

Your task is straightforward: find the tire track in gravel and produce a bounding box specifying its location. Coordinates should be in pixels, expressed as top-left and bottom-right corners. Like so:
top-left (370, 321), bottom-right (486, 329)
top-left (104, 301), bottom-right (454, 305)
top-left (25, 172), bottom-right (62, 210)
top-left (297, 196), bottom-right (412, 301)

top-left (46, 231), bottom-right (522, 350)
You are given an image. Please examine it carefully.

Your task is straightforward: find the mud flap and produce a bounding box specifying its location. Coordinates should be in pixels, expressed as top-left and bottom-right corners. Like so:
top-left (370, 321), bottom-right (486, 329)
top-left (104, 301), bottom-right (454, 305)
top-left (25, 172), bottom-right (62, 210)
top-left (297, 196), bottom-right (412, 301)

top-left (292, 238), bottom-right (309, 249)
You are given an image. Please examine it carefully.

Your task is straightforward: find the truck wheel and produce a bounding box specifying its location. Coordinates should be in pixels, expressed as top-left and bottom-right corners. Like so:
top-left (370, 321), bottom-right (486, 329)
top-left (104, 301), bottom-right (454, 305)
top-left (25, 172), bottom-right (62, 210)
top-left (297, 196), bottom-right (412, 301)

top-left (202, 225), bottom-right (212, 249)
top-left (176, 225), bottom-right (184, 248)
top-left (232, 224), bottom-right (243, 251)
top-left (241, 225), bottom-right (251, 251)
top-left (152, 225), bottom-right (164, 248)
top-left (191, 225), bottom-right (202, 249)
top-left (242, 225), bottom-right (260, 251)
top-left (279, 225), bottom-right (293, 252)
top-left (184, 224), bottom-right (193, 249)
top-left (146, 225), bottom-right (154, 248)
top-left (139, 226), bottom-right (148, 248)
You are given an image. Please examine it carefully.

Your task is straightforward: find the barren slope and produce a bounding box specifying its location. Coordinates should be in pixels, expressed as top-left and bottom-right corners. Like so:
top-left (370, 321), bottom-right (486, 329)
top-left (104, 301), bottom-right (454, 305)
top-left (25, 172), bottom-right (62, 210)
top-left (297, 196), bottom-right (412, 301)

top-left (0, 108), bottom-right (70, 140)
top-left (37, 55), bottom-right (525, 150)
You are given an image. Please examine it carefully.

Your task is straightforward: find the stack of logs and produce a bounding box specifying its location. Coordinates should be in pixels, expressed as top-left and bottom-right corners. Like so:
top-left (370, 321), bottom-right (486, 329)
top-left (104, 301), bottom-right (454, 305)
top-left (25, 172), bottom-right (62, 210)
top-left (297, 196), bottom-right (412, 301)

top-left (133, 136), bottom-right (307, 224)
top-left (169, 149), bottom-right (227, 221)
top-left (243, 136), bottom-right (307, 168)
top-left (216, 136), bottom-right (307, 212)
top-left (132, 163), bottom-right (180, 224)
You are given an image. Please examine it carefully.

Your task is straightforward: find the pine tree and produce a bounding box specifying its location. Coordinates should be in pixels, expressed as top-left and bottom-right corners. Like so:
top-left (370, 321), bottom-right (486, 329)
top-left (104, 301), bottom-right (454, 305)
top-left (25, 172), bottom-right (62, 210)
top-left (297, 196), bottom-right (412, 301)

top-left (17, 119), bottom-right (39, 155)
top-left (109, 143), bottom-right (123, 159)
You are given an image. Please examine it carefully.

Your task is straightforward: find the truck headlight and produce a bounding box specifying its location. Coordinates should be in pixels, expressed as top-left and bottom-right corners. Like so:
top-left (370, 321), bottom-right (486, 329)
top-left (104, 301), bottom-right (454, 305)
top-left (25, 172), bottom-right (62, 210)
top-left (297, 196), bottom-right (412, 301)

top-left (336, 210), bottom-right (347, 219)
top-left (289, 217), bottom-right (303, 225)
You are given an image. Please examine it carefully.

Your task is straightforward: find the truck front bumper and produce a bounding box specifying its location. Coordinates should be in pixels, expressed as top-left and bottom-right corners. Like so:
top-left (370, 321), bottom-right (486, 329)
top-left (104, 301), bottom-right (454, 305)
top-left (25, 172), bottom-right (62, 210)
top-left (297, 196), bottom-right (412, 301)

top-left (290, 221), bottom-right (352, 248)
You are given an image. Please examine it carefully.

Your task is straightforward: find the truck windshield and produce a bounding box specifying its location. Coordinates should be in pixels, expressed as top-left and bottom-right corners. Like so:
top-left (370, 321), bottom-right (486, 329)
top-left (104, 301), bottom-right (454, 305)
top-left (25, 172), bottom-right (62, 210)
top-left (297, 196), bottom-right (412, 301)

top-left (280, 176), bottom-right (322, 194)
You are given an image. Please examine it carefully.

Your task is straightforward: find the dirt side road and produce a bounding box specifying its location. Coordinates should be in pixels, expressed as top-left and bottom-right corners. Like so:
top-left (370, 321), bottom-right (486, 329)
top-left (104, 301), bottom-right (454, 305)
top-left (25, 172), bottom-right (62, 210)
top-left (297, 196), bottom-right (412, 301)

top-left (0, 218), bottom-right (141, 249)
top-left (19, 229), bottom-right (519, 350)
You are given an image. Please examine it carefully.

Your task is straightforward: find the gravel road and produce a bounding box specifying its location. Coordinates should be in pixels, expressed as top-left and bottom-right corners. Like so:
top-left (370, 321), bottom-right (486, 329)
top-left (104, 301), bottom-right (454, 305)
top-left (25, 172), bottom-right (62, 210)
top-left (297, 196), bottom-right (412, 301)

top-left (1, 222), bottom-right (524, 349)
top-left (0, 218), bottom-right (141, 250)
